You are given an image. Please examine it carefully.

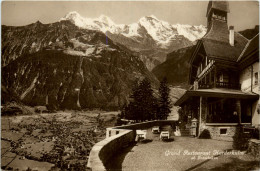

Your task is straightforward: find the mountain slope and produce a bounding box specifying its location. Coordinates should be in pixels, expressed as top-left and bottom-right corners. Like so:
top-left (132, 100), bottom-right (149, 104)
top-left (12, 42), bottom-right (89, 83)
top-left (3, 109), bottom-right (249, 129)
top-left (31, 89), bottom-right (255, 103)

top-left (152, 46), bottom-right (195, 87)
top-left (2, 21), bottom-right (158, 110)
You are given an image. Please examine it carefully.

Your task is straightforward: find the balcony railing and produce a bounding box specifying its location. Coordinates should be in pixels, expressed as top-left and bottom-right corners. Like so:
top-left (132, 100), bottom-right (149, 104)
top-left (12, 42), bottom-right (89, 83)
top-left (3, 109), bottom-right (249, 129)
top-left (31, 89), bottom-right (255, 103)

top-left (198, 83), bottom-right (212, 89)
top-left (216, 82), bottom-right (241, 90)
top-left (198, 82), bottom-right (241, 90)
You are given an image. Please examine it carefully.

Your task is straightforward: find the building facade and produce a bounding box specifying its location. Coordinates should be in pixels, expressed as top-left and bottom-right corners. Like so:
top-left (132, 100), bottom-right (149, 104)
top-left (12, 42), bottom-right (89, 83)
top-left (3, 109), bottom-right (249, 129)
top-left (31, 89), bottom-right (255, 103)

top-left (175, 1), bottom-right (259, 141)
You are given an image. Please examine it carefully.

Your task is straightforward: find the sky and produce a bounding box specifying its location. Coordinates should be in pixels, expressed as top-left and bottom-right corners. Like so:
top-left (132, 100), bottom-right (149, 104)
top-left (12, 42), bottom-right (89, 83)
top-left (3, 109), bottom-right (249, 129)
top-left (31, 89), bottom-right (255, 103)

top-left (1, 1), bottom-right (259, 31)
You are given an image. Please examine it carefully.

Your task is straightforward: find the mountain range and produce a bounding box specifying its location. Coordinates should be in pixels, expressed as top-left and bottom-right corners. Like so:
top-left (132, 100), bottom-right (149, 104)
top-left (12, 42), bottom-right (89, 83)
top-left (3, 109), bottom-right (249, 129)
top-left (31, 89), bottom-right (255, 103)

top-left (61, 12), bottom-right (206, 44)
top-left (60, 12), bottom-right (207, 70)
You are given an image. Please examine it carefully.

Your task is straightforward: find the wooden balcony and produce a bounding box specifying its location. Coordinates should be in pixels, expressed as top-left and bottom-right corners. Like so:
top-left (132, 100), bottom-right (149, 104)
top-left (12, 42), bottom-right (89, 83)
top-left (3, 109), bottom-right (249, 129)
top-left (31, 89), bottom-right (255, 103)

top-left (198, 82), bottom-right (241, 90)
top-left (216, 82), bottom-right (241, 90)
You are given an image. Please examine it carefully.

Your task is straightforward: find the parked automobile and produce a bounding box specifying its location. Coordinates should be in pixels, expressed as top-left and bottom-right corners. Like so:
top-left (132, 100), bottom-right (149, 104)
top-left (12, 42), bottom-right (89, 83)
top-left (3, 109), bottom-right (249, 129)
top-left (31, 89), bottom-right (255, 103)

top-left (160, 131), bottom-right (170, 140)
top-left (152, 126), bottom-right (160, 134)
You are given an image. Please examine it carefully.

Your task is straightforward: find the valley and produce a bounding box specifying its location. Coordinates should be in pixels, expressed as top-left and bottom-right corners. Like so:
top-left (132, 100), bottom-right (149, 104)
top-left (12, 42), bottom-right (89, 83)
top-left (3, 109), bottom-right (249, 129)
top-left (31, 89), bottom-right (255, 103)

top-left (1, 110), bottom-right (119, 170)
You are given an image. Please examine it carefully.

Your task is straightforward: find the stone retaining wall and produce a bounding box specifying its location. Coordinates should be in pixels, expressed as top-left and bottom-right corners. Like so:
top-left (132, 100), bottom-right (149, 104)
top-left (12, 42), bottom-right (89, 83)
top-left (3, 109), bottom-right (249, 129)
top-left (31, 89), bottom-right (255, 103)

top-left (87, 130), bottom-right (135, 171)
top-left (201, 125), bottom-right (237, 141)
top-left (106, 120), bottom-right (176, 138)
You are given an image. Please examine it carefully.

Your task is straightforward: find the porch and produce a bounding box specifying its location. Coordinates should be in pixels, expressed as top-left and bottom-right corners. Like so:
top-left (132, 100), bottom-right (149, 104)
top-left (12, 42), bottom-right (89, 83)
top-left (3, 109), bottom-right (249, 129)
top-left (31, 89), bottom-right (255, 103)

top-left (175, 88), bottom-right (258, 139)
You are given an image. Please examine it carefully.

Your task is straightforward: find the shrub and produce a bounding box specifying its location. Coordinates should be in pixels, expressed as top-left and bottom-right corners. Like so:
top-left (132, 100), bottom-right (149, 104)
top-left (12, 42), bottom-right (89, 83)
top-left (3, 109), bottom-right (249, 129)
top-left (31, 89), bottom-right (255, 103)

top-left (199, 129), bottom-right (211, 139)
top-left (253, 127), bottom-right (260, 139)
top-left (233, 125), bottom-right (251, 151)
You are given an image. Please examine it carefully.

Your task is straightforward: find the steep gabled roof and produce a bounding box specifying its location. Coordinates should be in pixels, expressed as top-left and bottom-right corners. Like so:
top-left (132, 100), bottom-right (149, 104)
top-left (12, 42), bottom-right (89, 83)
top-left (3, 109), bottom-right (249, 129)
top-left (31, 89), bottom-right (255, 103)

top-left (237, 34), bottom-right (259, 61)
top-left (202, 20), bottom-right (248, 62)
top-left (237, 34), bottom-right (259, 69)
top-left (206, 1), bottom-right (230, 17)
top-left (203, 19), bottom-right (229, 41)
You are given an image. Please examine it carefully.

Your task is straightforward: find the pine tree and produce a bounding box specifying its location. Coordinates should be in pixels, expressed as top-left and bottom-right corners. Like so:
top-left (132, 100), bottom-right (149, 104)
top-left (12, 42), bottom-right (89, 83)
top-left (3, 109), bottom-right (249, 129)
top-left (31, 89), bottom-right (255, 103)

top-left (123, 78), bottom-right (158, 122)
top-left (158, 77), bottom-right (172, 120)
top-left (233, 124), bottom-right (250, 150)
top-left (138, 78), bottom-right (158, 121)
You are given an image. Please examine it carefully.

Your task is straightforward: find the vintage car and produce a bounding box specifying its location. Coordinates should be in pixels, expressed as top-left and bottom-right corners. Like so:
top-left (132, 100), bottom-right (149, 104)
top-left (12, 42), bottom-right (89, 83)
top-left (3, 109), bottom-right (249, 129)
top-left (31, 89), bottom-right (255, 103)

top-left (152, 126), bottom-right (160, 134)
top-left (160, 131), bottom-right (170, 140)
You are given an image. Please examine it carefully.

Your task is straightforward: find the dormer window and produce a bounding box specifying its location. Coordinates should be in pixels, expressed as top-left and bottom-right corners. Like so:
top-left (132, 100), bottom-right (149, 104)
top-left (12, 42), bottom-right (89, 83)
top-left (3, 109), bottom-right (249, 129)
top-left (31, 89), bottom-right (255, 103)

top-left (213, 13), bottom-right (217, 18)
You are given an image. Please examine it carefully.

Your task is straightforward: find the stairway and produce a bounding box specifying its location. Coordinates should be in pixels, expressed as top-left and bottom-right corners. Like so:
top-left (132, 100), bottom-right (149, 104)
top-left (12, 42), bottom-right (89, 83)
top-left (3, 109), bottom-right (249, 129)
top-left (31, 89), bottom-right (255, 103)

top-left (180, 128), bottom-right (191, 137)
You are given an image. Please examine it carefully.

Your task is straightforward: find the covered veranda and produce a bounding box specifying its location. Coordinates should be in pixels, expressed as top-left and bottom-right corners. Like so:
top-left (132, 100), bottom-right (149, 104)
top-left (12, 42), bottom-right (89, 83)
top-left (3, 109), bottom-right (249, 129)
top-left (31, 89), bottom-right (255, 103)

top-left (175, 88), bottom-right (259, 135)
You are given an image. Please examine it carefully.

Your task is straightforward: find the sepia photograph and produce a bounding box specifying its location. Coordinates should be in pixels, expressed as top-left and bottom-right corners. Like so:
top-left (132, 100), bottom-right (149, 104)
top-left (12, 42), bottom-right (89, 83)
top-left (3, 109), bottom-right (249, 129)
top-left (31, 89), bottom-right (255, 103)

top-left (1, 0), bottom-right (259, 170)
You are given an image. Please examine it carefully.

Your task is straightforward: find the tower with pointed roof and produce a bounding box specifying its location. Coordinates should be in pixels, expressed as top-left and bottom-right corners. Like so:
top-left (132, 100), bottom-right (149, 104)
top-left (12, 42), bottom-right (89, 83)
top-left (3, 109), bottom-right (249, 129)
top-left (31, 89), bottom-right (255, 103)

top-left (206, 1), bottom-right (229, 29)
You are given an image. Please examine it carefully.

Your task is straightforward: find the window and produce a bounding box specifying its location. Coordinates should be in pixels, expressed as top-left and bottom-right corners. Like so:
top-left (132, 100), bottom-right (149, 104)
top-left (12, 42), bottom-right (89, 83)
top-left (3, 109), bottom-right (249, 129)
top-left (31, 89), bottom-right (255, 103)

top-left (223, 73), bottom-right (229, 83)
top-left (212, 12), bottom-right (217, 18)
top-left (218, 73), bottom-right (223, 82)
top-left (116, 131), bottom-right (119, 135)
top-left (255, 72), bottom-right (258, 85)
top-left (220, 128), bottom-right (227, 135)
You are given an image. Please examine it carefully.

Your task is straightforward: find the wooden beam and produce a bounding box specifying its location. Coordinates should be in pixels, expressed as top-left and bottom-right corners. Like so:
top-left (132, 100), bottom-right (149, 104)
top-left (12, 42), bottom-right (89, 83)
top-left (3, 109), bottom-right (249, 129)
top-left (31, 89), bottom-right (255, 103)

top-left (192, 64), bottom-right (199, 68)
top-left (209, 69), bottom-right (212, 84)
top-left (199, 96), bottom-right (202, 136)
top-left (198, 53), bottom-right (205, 58)
top-left (213, 67), bottom-right (217, 87)
top-left (236, 99), bottom-right (241, 124)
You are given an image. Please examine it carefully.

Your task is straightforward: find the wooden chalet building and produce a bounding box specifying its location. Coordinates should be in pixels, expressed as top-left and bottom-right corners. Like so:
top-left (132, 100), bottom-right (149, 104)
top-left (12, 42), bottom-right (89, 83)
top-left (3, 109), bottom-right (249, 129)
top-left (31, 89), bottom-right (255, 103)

top-left (174, 1), bottom-right (259, 141)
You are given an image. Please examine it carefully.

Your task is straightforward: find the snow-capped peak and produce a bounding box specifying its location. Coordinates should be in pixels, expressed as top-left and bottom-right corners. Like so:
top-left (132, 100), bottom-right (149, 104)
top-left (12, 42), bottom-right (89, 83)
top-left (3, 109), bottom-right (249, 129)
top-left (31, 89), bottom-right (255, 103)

top-left (60, 11), bottom-right (97, 29)
top-left (60, 11), bottom-right (207, 45)
top-left (139, 15), bottom-right (159, 24)
top-left (149, 15), bottom-right (159, 20)
top-left (139, 15), bottom-right (159, 21)
top-left (97, 14), bottom-right (115, 27)
top-left (60, 12), bottom-right (121, 33)
top-left (172, 24), bottom-right (206, 41)
top-left (138, 15), bottom-right (177, 44)
top-left (62, 11), bottom-right (81, 19)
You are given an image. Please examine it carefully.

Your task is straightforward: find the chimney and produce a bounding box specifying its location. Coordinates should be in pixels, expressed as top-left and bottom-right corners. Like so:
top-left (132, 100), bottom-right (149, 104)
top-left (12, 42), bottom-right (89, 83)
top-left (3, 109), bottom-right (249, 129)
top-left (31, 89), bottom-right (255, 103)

top-left (229, 26), bottom-right (234, 46)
